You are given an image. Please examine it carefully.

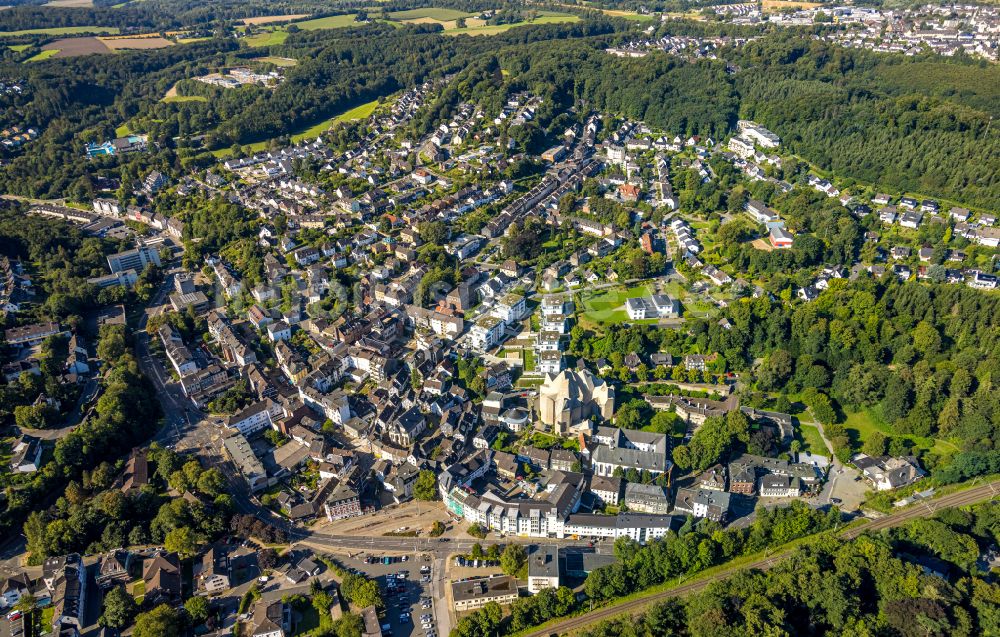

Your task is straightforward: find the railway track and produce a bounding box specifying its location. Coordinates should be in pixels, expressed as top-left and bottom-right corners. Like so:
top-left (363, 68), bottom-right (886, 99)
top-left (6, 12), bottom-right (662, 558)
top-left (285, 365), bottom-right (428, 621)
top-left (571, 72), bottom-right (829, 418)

top-left (520, 480), bottom-right (1000, 637)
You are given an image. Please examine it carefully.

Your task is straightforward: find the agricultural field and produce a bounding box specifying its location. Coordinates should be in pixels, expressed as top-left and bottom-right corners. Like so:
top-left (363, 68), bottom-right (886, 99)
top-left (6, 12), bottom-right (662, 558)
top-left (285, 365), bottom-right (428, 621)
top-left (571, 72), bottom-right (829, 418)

top-left (600, 9), bottom-right (657, 21)
top-left (100, 36), bottom-right (174, 51)
top-left (240, 14), bottom-right (310, 25)
top-left (761, 0), bottom-right (822, 12)
top-left (293, 14), bottom-right (361, 30)
top-left (386, 8), bottom-right (476, 21)
top-left (41, 37), bottom-right (107, 57)
top-left (0, 26), bottom-right (119, 37)
top-left (446, 12), bottom-right (580, 36)
top-left (291, 99), bottom-right (380, 142)
top-left (8, 44), bottom-right (31, 52)
top-left (254, 56), bottom-right (298, 67)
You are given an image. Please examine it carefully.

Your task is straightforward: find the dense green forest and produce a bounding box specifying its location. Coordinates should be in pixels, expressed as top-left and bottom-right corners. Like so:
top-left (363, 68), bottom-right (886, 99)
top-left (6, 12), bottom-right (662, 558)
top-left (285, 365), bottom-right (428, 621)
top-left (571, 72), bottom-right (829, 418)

top-left (577, 274), bottom-right (1000, 481)
top-left (23, 444), bottom-right (231, 559)
top-left (1, 323), bottom-right (162, 539)
top-left (577, 502), bottom-right (1000, 637)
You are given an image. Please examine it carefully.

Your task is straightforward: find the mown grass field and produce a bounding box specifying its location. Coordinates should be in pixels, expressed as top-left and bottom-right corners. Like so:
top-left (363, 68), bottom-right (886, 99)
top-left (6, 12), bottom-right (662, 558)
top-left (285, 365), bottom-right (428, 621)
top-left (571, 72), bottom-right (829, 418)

top-left (163, 95), bottom-right (207, 103)
top-left (578, 283), bottom-right (653, 324)
top-left (445, 13), bottom-right (580, 35)
top-left (241, 14), bottom-right (310, 25)
top-left (0, 26), bottom-right (119, 37)
top-left (600, 9), bottom-right (656, 21)
top-left (795, 422), bottom-right (828, 455)
top-left (255, 56), bottom-right (298, 67)
top-left (212, 99), bottom-right (378, 157)
top-left (244, 29), bottom-right (289, 48)
top-left (8, 44), bottom-right (31, 52)
top-left (294, 14), bottom-right (360, 30)
top-left (211, 140), bottom-right (270, 158)
top-left (25, 49), bottom-right (60, 62)
top-left (761, 0), bottom-right (822, 12)
top-left (290, 99), bottom-right (380, 142)
top-left (387, 8), bottom-right (475, 20)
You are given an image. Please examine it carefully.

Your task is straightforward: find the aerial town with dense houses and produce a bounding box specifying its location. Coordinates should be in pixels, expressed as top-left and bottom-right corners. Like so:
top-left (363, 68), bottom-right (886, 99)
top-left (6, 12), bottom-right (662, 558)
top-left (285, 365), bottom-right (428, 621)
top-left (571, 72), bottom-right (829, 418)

top-left (0, 3), bottom-right (998, 636)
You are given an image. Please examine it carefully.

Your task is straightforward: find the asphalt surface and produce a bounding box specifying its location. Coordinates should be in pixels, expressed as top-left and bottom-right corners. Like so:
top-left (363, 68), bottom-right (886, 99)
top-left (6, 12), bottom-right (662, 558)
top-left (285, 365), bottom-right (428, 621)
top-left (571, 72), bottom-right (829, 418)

top-left (328, 552), bottom-right (445, 637)
top-left (518, 479), bottom-right (1000, 637)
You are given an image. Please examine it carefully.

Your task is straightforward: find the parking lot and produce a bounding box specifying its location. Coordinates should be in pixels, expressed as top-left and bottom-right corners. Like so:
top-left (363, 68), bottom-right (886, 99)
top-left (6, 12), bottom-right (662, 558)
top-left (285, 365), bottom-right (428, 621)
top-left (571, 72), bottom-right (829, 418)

top-left (334, 551), bottom-right (445, 637)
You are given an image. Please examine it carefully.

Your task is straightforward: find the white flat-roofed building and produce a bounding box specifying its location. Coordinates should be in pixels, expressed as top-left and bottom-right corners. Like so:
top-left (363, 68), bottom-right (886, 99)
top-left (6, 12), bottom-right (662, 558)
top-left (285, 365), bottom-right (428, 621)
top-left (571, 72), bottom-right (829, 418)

top-left (492, 293), bottom-right (526, 326)
top-left (470, 315), bottom-right (505, 351)
top-left (537, 351), bottom-right (564, 374)
top-left (225, 399), bottom-right (284, 437)
top-left (107, 245), bottom-right (161, 274)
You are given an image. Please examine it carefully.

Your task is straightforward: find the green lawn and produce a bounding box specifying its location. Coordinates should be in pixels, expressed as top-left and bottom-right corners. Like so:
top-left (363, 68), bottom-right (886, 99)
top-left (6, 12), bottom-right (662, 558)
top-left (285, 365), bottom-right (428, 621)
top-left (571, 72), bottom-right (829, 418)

top-left (445, 13), bottom-right (580, 35)
top-left (523, 348), bottom-right (536, 372)
top-left (255, 55), bottom-right (298, 66)
top-left (244, 29), bottom-right (288, 47)
top-left (579, 283), bottom-right (653, 323)
top-left (163, 95), bottom-right (207, 103)
top-left (294, 14), bottom-right (360, 30)
top-left (290, 99), bottom-right (380, 142)
top-left (25, 49), bottom-right (59, 62)
top-left (388, 8), bottom-right (475, 20)
top-left (211, 140), bottom-right (269, 158)
top-left (114, 123), bottom-right (131, 137)
top-left (795, 423), bottom-right (828, 455)
top-left (0, 25), bottom-right (119, 36)
top-left (39, 607), bottom-right (54, 630)
top-left (601, 9), bottom-right (657, 21)
top-left (842, 409), bottom-right (958, 457)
